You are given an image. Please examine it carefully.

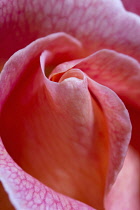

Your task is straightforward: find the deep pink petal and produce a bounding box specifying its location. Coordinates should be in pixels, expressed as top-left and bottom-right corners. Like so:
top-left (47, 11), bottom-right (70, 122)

top-left (121, 0), bottom-right (140, 15)
top-left (1, 0), bottom-right (140, 62)
top-left (0, 138), bottom-right (96, 210)
top-left (105, 147), bottom-right (140, 210)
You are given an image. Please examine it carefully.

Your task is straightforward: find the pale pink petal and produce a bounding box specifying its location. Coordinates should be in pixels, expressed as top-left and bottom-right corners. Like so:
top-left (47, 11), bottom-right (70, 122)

top-left (105, 147), bottom-right (140, 210)
top-left (87, 78), bottom-right (131, 191)
top-left (0, 138), bottom-right (95, 210)
top-left (1, 0), bottom-right (140, 62)
top-left (121, 0), bottom-right (140, 15)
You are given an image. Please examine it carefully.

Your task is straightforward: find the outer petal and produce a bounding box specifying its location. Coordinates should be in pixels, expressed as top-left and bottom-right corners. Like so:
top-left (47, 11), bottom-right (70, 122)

top-left (0, 138), bottom-right (95, 210)
top-left (105, 147), bottom-right (140, 210)
top-left (0, 0), bottom-right (140, 62)
top-left (121, 0), bottom-right (140, 15)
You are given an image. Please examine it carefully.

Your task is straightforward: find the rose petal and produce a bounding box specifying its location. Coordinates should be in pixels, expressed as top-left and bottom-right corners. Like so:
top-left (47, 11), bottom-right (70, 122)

top-left (0, 138), bottom-right (95, 210)
top-left (105, 147), bottom-right (140, 210)
top-left (121, 0), bottom-right (140, 15)
top-left (1, 0), bottom-right (140, 62)
top-left (87, 78), bottom-right (131, 191)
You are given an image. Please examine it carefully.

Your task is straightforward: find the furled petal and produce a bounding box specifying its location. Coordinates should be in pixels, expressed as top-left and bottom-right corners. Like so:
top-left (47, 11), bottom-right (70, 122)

top-left (0, 138), bottom-right (95, 210)
top-left (0, 32), bottom-right (108, 209)
top-left (105, 147), bottom-right (140, 210)
top-left (1, 0), bottom-right (140, 63)
top-left (121, 0), bottom-right (140, 15)
top-left (73, 49), bottom-right (140, 153)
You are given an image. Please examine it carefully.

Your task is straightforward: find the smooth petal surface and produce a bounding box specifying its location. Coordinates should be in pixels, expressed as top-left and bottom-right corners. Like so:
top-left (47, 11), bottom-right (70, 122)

top-left (121, 0), bottom-right (140, 15)
top-left (105, 147), bottom-right (140, 210)
top-left (0, 0), bottom-right (140, 63)
top-left (0, 138), bottom-right (95, 210)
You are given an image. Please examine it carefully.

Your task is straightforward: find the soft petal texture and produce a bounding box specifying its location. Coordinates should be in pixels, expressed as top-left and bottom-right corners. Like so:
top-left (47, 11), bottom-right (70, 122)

top-left (0, 33), bottom-right (131, 209)
top-left (1, 0), bottom-right (140, 63)
top-left (121, 0), bottom-right (140, 15)
top-left (105, 147), bottom-right (140, 210)
top-left (0, 138), bottom-right (95, 210)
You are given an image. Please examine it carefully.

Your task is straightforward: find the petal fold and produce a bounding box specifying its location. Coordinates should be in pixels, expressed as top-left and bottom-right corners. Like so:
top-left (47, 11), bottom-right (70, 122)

top-left (88, 78), bottom-right (131, 191)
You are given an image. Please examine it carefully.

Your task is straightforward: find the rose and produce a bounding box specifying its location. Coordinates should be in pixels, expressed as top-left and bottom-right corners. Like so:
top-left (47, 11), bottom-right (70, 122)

top-left (0, 0), bottom-right (140, 210)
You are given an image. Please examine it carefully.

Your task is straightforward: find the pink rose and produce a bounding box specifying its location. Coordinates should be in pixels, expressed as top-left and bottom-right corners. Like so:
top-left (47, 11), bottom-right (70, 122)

top-left (0, 0), bottom-right (140, 210)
